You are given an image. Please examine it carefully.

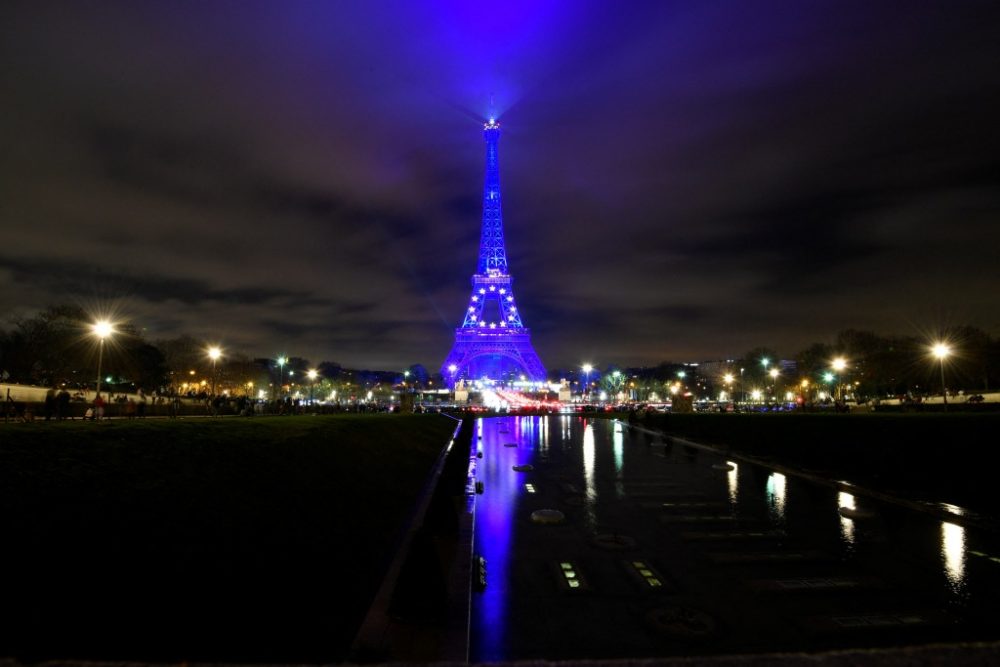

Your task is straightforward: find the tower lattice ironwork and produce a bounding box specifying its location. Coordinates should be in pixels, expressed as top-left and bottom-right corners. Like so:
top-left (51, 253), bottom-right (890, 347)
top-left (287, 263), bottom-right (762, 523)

top-left (442, 118), bottom-right (546, 386)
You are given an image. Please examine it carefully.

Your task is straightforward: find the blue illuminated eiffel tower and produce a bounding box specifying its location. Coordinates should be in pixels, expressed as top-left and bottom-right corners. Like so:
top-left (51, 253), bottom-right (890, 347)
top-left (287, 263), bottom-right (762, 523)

top-left (441, 118), bottom-right (547, 386)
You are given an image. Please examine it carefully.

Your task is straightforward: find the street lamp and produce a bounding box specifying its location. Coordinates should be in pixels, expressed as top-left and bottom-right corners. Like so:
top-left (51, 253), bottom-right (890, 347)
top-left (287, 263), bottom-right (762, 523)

top-left (582, 363), bottom-right (593, 399)
top-left (721, 373), bottom-right (734, 403)
top-left (208, 346), bottom-right (222, 397)
top-left (307, 369), bottom-right (318, 405)
top-left (92, 320), bottom-right (114, 399)
top-left (276, 356), bottom-right (287, 399)
top-left (831, 357), bottom-right (847, 401)
top-left (768, 367), bottom-right (779, 401)
top-left (932, 343), bottom-right (951, 411)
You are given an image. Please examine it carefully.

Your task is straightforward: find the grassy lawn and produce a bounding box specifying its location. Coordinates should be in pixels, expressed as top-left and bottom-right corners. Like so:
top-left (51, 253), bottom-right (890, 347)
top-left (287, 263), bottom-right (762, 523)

top-left (643, 412), bottom-right (1000, 513)
top-left (0, 414), bottom-right (458, 663)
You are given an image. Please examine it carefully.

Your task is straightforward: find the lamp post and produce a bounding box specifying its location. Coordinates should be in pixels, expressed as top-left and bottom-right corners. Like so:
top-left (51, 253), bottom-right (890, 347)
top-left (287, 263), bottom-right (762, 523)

top-left (582, 363), bottom-right (593, 400)
top-left (932, 343), bottom-right (951, 411)
top-left (831, 357), bottom-right (847, 401)
top-left (276, 356), bottom-right (287, 400)
top-left (723, 373), bottom-right (734, 404)
top-left (307, 369), bottom-right (318, 406)
top-left (92, 320), bottom-right (114, 399)
top-left (208, 347), bottom-right (222, 397)
top-left (768, 367), bottom-right (779, 402)
top-left (740, 367), bottom-right (745, 407)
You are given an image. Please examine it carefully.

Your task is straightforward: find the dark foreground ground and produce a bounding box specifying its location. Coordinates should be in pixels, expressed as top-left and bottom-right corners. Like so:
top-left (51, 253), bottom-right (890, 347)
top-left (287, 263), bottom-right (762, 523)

top-left (0, 415), bottom-right (457, 663)
top-left (3, 411), bottom-right (998, 665)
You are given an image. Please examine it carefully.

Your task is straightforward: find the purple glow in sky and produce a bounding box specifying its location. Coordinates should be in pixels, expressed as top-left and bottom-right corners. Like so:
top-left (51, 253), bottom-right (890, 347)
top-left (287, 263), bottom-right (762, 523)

top-left (2, 1), bottom-right (999, 370)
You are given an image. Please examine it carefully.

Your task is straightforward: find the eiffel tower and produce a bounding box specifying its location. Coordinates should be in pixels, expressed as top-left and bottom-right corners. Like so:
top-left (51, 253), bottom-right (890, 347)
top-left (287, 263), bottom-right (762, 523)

top-left (441, 118), bottom-right (547, 386)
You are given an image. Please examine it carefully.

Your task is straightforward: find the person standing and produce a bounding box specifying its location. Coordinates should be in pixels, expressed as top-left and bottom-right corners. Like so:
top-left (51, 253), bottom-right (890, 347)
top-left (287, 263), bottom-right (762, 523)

top-left (57, 388), bottom-right (71, 419)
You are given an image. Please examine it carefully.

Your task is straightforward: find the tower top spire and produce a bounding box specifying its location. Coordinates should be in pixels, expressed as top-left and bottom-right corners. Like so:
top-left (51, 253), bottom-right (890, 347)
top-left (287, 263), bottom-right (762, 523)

top-left (478, 115), bottom-right (507, 275)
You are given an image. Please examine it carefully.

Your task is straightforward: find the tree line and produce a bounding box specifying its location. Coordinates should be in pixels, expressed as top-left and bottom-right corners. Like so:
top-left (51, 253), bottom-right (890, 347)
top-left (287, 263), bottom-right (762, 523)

top-left (0, 305), bottom-right (425, 398)
top-left (2, 305), bottom-right (997, 400)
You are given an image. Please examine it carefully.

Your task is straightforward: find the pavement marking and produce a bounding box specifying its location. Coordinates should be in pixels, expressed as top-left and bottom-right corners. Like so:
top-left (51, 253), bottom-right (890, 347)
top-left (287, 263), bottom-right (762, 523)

top-left (525, 483), bottom-right (537, 494)
top-left (625, 559), bottom-right (668, 590)
top-left (554, 560), bottom-right (590, 591)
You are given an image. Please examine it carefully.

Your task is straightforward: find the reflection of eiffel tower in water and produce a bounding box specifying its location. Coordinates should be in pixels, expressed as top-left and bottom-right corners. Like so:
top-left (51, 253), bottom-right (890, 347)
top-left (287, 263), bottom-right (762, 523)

top-left (441, 118), bottom-right (546, 386)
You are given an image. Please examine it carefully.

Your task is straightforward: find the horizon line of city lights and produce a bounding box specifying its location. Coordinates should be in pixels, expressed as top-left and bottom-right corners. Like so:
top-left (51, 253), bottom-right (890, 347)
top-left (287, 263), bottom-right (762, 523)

top-left (77, 315), bottom-right (966, 408)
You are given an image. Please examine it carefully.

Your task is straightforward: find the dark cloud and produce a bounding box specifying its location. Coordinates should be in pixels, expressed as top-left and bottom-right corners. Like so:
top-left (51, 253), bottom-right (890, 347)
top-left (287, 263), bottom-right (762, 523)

top-left (2, 0), bottom-right (1000, 370)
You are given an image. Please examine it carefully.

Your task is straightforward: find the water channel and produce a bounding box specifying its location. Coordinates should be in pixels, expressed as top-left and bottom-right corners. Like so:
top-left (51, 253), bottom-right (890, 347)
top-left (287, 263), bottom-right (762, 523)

top-left (469, 415), bottom-right (1000, 661)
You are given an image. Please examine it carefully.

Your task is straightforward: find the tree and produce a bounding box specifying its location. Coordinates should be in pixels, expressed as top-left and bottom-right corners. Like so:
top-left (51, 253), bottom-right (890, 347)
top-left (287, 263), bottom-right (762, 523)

top-left (737, 347), bottom-right (780, 388)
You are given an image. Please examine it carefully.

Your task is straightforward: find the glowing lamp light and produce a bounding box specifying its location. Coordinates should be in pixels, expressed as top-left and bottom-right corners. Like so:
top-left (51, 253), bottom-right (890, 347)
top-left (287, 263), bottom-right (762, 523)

top-left (92, 320), bottom-right (114, 339)
top-left (479, 288), bottom-right (486, 294)
top-left (769, 368), bottom-right (779, 379)
top-left (832, 357), bottom-right (847, 371)
top-left (824, 372), bottom-right (834, 383)
top-left (932, 343), bottom-right (951, 359)
top-left (751, 390), bottom-right (762, 401)
top-left (499, 288), bottom-right (506, 294)
top-left (468, 306), bottom-right (475, 312)
top-left (448, 364), bottom-right (458, 373)
top-left (723, 373), bottom-right (734, 384)
top-left (489, 285), bottom-right (496, 291)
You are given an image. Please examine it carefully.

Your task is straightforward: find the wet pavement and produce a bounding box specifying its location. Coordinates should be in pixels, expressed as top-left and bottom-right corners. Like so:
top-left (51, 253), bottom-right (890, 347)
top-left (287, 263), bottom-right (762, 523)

top-left (469, 416), bottom-right (1000, 661)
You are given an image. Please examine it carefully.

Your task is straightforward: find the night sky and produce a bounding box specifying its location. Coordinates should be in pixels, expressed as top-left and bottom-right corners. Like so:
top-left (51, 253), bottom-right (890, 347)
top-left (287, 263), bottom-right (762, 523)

top-left (3, 1), bottom-right (1000, 372)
